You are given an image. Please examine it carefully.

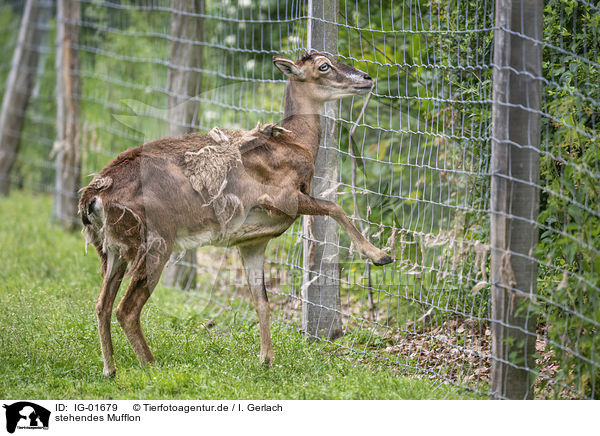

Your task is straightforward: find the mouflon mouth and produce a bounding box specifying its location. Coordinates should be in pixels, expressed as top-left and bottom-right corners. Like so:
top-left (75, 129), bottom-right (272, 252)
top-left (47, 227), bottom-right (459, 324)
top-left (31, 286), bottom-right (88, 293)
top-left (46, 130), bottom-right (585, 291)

top-left (352, 84), bottom-right (373, 94)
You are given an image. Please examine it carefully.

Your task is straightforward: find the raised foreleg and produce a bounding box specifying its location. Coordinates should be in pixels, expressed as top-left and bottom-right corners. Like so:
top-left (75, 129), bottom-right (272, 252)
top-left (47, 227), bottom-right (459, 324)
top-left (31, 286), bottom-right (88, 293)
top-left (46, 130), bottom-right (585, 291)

top-left (258, 192), bottom-right (392, 266)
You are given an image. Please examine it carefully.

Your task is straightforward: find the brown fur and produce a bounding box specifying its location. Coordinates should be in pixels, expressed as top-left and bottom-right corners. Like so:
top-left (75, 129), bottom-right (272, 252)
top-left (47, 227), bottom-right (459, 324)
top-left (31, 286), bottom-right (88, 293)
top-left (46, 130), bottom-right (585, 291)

top-left (80, 52), bottom-right (391, 375)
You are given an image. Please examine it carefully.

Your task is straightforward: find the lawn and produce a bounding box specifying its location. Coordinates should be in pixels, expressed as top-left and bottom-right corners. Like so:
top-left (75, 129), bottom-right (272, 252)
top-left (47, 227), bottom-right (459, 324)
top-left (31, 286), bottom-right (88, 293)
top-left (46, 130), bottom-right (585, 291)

top-left (0, 193), bottom-right (475, 399)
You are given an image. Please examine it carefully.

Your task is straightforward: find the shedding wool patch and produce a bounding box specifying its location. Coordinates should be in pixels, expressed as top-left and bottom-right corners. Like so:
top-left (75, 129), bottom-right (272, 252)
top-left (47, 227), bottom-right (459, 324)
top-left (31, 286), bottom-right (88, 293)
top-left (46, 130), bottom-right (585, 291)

top-left (183, 123), bottom-right (288, 234)
top-left (86, 173), bottom-right (113, 191)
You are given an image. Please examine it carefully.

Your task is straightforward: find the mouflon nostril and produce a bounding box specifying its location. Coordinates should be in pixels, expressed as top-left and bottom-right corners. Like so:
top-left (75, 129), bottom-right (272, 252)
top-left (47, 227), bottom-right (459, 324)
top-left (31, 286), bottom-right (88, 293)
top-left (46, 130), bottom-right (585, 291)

top-left (364, 74), bottom-right (372, 81)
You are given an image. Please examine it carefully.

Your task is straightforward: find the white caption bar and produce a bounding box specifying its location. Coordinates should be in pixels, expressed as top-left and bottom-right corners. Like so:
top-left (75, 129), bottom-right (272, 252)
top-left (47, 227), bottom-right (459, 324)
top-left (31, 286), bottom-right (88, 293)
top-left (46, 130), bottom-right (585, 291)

top-left (0, 400), bottom-right (594, 435)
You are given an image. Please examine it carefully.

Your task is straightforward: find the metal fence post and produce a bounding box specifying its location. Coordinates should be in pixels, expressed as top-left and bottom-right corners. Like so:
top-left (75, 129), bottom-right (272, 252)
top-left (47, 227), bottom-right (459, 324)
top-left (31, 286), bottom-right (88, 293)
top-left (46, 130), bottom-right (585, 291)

top-left (301, 0), bottom-right (342, 339)
top-left (54, 0), bottom-right (81, 230)
top-left (0, 0), bottom-right (51, 195)
top-left (490, 0), bottom-right (543, 399)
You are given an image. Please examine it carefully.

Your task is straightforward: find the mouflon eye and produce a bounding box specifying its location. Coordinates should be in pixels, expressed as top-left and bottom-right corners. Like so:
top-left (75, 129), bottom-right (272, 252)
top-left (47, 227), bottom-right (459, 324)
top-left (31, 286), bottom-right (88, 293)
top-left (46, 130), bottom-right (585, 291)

top-left (318, 63), bottom-right (330, 72)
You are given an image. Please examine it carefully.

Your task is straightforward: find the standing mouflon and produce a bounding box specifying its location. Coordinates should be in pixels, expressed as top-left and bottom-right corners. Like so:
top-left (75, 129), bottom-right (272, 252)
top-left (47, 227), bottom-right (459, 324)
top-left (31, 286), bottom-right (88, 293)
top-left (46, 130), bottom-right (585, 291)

top-left (79, 52), bottom-right (392, 376)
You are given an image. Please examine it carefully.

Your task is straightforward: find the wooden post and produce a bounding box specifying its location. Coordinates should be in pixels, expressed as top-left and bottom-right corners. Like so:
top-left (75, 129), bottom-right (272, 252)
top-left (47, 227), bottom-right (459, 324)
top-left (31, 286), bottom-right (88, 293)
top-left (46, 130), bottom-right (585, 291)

top-left (490, 0), bottom-right (543, 399)
top-left (302, 0), bottom-right (342, 339)
top-left (0, 0), bottom-right (51, 195)
top-left (54, 0), bottom-right (81, 230)
top-left (162, 0), bottom-right (204, 289)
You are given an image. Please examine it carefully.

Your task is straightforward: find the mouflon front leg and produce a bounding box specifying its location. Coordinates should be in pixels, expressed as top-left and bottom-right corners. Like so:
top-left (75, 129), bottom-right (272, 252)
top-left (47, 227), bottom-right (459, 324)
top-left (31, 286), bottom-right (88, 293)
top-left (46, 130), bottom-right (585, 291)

top-left (258, 192), bottom-right (392, 266)
top-left (238, 241), bottom-right (274, 365)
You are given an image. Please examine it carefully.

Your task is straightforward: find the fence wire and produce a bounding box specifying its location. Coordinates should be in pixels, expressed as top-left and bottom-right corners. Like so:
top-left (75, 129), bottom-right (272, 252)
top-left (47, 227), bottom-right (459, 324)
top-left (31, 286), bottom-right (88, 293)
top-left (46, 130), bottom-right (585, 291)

top-left (0, 0), bottom-right (598, 399)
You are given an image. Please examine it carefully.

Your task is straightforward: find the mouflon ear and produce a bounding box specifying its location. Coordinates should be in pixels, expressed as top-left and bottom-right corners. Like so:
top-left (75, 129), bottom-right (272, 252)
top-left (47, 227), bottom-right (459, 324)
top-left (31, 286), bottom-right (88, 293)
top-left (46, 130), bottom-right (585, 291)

top-left (273, 56), bottom-right (305, 80)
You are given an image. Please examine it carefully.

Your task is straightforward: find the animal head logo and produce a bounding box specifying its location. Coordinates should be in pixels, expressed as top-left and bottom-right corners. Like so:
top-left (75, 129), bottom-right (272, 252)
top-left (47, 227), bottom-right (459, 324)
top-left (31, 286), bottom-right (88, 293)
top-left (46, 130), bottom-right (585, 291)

top-left (3, 402), bottom-right (50, 434)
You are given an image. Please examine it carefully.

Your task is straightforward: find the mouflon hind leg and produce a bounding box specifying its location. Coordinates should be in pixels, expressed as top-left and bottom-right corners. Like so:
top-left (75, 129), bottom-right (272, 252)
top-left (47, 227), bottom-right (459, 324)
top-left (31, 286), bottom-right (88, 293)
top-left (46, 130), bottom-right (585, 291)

top-left (115, 232), bottom-right (172, 367)
top-left (95, 250), bottom-right (127, 377)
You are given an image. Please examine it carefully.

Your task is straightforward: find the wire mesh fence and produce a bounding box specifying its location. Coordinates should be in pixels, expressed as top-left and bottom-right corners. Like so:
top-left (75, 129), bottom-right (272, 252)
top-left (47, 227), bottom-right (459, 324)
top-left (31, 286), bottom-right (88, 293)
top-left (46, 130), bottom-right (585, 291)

top-left (0, 0), bottom-right (598, 399)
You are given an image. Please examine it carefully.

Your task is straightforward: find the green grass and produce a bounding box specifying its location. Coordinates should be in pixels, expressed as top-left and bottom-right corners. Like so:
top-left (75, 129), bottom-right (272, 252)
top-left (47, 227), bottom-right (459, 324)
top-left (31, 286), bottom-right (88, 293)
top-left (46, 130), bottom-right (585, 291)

top-left (0, 193), bottom-right (475, 399)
